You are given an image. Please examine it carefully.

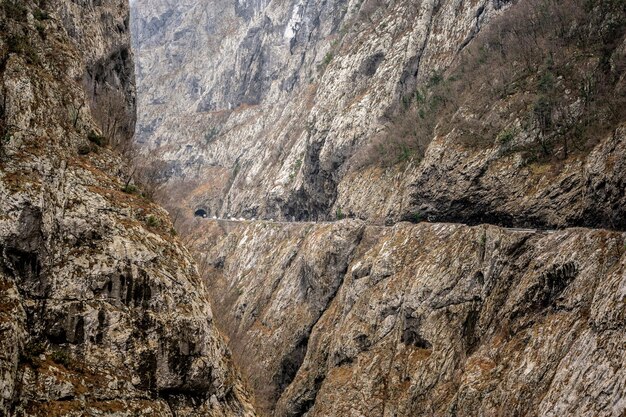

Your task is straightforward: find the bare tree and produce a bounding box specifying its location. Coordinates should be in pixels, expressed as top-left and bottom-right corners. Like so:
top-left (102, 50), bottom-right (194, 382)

top-left (88, 84), bottom-right (135, 153)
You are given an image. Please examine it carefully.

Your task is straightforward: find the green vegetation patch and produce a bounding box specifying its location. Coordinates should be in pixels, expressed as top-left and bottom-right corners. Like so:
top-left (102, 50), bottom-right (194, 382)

top-left (33, 8), bottom-right (49, 21)
top-left (2, 0), bottom-right (27, 22)
top-left (6, 35), bottom-right (40, 65)
top-left (146, 215), bottom-right (160, 228)
top-left (121, 184), bottom-right (138, 194)
top-left (51, 348), bottom-right (71, 367)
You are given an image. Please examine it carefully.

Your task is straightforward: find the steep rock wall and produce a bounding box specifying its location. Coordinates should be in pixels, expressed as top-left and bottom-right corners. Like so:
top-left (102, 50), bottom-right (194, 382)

top-left (131, 0), bottom-right (511, 222)
top-left (192, 219), bottom-right (626, 416)
top-left (131, 0), bottom-right (626, 230)
top-left (0, 1), bottom-right (255, 415)
top-left (127, 0), bottom-right (626, 414)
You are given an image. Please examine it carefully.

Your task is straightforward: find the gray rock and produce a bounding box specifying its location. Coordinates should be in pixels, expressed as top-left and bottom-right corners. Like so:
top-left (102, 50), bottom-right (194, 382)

top-left (131, 0), bottom-right (508, 223)
top-left (0, 1), bottom-right (255, 415)
top-left (132, 0), bottom-right (626, 231)
top-left (192, 219), bottom-right (626, 416)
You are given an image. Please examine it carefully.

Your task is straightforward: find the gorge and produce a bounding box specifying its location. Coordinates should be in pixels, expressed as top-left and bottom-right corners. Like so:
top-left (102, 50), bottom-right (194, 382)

top-left (0, 0), bottom-right (625, 416)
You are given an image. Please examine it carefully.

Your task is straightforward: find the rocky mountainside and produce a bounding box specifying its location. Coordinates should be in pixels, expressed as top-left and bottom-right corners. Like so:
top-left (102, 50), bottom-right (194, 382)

top-left (132, 0), bottom-right (626, 229)
top-left (188, 218), bottom-right (625, 416)
top-left (0, 0), bottom-right (255, 415)
top-left (130, 0), bottom-right (509, 221)
top-left (130, 0), bottom-right (626, 415)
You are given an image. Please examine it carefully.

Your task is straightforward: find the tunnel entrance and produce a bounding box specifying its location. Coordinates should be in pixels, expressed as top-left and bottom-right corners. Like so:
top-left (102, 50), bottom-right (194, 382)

top-left (194, 208), bottom-right (208, 218)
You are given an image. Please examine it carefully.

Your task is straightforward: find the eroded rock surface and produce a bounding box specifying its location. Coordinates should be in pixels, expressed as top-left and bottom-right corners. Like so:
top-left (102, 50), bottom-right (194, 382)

top-left (131, 0), bottom-right (514, 223)
top-left (131, 0), bottom-right (626, 230)
top-left (192, 219), bottom-right (626, 416)
top-left (0, 1), bottom-right (255, 415)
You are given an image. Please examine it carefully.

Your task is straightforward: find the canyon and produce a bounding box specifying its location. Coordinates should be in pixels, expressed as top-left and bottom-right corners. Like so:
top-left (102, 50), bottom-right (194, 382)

top-left (132, 0), bottom-right (626, 229)
top-left (0, 0), bottom-right (624, 416)
top-left (131, 0), bottom-right (626, 414)
top-left (192, 218), bottom-right (625, 416)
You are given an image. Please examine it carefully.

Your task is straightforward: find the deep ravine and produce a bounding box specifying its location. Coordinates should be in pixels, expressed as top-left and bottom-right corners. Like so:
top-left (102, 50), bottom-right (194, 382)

top-left (184, 217), bottom-right (626, 416)
top-left (129, 0), bottom-right (626, 415)
top-left (1, 0), bottom-right (625, 416)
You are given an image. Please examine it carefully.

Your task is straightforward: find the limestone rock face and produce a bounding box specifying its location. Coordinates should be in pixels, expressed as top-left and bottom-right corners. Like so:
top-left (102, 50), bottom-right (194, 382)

top-left (406, 125), bottom-right (626, 229)
top-left (336, 123), bottom-right (626, 229)
top-left (0, 1), bottom-right (255, 415)
top-left (131, 0), bottom-right (626, 231)
top-left (192, 219), bottom-right (626, 417)
top-left (131, 0), bottom-right (512, 222)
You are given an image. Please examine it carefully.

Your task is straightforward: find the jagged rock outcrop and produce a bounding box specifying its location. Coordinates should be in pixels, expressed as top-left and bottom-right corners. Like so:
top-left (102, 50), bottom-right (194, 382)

top-left (0, 1), bottom-right (255, 415)
top-left (337, 122), bottom-right (626, 229)
top-left (191, 218), bottom-right (626, 416)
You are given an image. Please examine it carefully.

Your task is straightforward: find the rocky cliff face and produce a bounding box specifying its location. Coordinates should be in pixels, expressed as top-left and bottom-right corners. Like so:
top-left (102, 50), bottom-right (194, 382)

top-left (131, 0), bottom-right (626, 415)
top-left (0, 1), bottom-right (254, 415)
top-left (189, 219), bottom-right (625, 416)
top-left (3, 0), bottom-right (622, 415)
top-left (132, 0), bottom-right (626, 230)
top-left (131, 0), bottom-right (511, 221)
